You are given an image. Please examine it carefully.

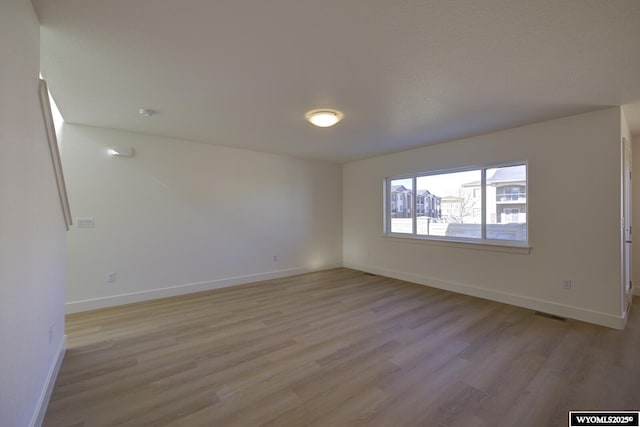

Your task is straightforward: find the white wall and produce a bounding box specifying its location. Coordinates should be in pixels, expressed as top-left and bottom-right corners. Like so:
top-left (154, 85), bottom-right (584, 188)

top-left (0, 0), bottom-right (67, 425)
top-left (627, 114), bottom-right (640, 297)
top-left (60, 124), bottom-right (342, 312)
top-left (343, 108), bottom-right (624, 328)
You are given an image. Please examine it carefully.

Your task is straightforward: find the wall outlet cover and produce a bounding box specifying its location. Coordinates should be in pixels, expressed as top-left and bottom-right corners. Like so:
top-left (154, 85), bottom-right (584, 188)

top-left (76, 217), bottom-right (94, 228)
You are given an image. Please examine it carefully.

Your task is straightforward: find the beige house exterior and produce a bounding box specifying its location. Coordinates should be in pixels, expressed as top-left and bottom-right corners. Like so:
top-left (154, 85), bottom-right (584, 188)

top-left (462, 165), bottom-right (527, 225)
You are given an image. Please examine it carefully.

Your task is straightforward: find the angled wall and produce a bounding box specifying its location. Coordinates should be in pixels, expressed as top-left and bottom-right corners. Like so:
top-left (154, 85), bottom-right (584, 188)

top-left (0, 0), bottom-right (67, 425)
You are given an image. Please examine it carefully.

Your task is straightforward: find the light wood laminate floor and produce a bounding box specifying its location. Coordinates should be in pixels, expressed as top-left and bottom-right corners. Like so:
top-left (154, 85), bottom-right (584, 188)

top-left (44, 268), bottom-right (640, 426)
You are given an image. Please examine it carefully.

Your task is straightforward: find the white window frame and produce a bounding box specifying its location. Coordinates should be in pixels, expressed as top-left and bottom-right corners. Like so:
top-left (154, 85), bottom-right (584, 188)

top-left (384, 161), bottom-right (529, 248)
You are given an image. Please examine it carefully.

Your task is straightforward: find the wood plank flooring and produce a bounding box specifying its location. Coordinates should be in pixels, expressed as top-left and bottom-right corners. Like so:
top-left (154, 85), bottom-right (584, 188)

top-left (44, 268), bottom-right (640, 426)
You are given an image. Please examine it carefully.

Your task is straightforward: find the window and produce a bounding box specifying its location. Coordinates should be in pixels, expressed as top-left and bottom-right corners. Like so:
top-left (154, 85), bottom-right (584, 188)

top-left (503, 208), bottom-right (519, 222)
top-left (385, 163), bottom-right (527, 245)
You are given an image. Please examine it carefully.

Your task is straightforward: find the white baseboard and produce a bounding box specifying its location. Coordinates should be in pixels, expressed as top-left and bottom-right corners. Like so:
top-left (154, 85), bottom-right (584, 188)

top-left (30, 335), bottom-right (66, 427)
top-left (66, 263), bottom-right (343, 314)
top-left (344, 262), bottom-right (625, 330)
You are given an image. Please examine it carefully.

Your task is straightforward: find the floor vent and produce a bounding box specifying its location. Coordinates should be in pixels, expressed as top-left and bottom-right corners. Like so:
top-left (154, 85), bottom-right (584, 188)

top-left (534, 311), bottom-right (566, 321)
top-left (364, 273), bottom-right (377, 277)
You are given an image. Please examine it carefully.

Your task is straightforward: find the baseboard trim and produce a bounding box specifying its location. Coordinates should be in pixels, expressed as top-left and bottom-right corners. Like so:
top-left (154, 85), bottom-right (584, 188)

top-left (345, 262), bottom-right (625, 330)
top-left (30, 335), bottom-right (66, 427)
top-left (66, 263), bottom-right (343, 314)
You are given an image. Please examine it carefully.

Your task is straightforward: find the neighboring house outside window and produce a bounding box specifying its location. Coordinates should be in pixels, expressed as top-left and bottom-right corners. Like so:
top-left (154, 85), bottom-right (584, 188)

top-left (391, 185), bottom-right (422, 219)
top-left (462, 165), bottom-right (527, 225)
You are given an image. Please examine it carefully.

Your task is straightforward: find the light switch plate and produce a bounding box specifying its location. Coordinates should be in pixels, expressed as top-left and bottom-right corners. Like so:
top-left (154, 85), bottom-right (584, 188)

top-left (76, 217), bottom-right (94, 228)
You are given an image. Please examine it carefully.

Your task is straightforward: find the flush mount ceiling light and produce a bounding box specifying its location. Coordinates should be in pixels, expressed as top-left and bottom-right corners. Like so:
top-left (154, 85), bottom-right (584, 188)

top-left (305, 109), bottom-right (344, 128)
top-left (139, 107), bottom-right (156, 117)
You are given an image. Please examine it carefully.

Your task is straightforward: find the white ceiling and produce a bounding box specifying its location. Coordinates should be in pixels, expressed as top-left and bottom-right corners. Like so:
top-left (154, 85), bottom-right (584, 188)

top-left (33, 0), bottom-right (640, 163)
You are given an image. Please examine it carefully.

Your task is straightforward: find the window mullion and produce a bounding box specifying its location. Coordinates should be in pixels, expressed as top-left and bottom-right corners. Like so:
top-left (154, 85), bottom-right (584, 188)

top-left (412, 176), bottom-right (417, 235)
top-left (481, 168), bottom-right (487, 240)
top-left (385, 178), bottom-right (389, 234)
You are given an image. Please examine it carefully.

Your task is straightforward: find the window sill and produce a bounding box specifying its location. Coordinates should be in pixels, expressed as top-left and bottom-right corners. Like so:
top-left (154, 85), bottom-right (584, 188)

top-left (382, 233), bottom-right (531, 255)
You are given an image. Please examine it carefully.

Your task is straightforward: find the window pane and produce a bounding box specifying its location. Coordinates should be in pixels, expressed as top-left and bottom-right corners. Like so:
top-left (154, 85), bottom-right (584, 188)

top-left (485, 164), bottom-right (527, 241)
top-left (390, 178), bottom-right (413, 234)
top-left (416, 170), bottom-right (481, 238)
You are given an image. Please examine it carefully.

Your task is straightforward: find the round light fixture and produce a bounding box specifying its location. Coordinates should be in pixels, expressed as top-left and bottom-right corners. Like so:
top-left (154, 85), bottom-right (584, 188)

top-left (305, 109), bottom-right (343, 128)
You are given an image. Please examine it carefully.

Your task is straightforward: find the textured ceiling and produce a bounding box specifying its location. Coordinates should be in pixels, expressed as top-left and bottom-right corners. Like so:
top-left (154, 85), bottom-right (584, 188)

top-left (33, 0), bottom-right (640, 163)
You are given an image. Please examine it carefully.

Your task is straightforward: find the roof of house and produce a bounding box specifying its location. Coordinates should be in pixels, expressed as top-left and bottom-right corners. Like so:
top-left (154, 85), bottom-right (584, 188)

top-left (489, 166), bottom-right (526, 183)
top-left (462, 165), bottom-right (526, 186)
top-left (391, 185), bottom-right (411, 193)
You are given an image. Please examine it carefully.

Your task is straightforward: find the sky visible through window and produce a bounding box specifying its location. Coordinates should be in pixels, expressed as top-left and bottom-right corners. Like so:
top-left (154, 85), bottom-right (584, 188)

top-left (394, 170), bottom-right (479, 198)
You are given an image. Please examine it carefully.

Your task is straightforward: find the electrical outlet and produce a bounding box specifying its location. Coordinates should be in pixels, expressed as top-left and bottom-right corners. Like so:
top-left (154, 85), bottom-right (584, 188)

top-left (108, 272), bottom-right (117, 283)
top-left (562, 279), bottom-right (572, 290)
top-left (273, 255), bottom-right (278, 262)
top-left (48, 326), bottom-right (53, 345)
